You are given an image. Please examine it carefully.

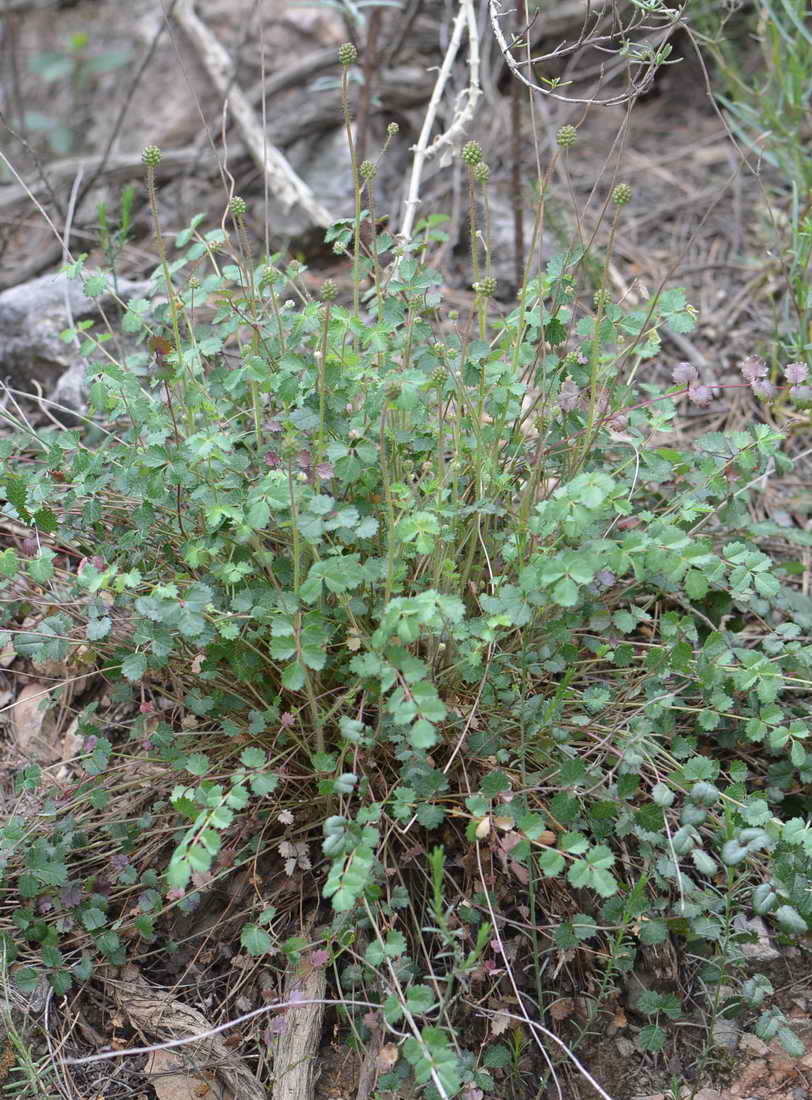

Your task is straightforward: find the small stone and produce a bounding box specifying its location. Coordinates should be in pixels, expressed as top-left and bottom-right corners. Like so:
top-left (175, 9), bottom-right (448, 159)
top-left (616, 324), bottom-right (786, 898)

top-left (733, 914), bottom-right (780, 961)
top-left (740, 1033), bottom-right (769, 1056)
top-left (711, 1016), bottom-right (739, 1051)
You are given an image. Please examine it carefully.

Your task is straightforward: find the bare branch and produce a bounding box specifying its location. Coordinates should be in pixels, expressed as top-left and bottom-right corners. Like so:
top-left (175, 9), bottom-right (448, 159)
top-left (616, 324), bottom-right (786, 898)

top-left (488, 0), bottom-right (685, 107)
top-left (399, 0), bottom-right (481, 243)
top-left (173, 0), bottom-right (334, 228)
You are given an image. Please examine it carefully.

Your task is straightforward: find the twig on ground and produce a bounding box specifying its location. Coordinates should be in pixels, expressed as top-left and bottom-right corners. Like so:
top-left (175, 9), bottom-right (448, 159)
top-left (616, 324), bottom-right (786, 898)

top-left (173, 0), bottom-right (333, 228)
top-left (488, 0), bottom-right (681, 107)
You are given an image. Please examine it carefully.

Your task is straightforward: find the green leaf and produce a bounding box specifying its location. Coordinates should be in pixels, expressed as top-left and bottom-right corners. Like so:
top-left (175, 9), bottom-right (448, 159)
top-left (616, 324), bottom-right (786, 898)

top-left (246, 499), bottom-right (270, 530)
top-left (383, 994), bottom-right (403, 1025)
top-left (409, 719), bottom-right (438, 749)
top-left (651, 783), bottom-right (675, 807)
top-left (403, 1028), bottom-right (461, 1095)
top-left (774, 905), bottom-right (807, 935)
top-left (410, 680), bottom-right (446, 723)
top-left (240, 746), bottom-right (266, 768)
top-left (0, 548), bottom-right (19, 577)
top-left (14, 968), bottom-right (40, 994)
top-left (4, 474), bottom-right (31, 523)
top-left (684, 570), bottom-right (708, 599)
top-left (416, 803), bottom-right (445, 828)
top-left (638, 1023), bottom-right (666, 1052)
top-left (184, 753), bottom-right (209, 776)
top-left (741, 798), bottom-right (771, 826)
top-left (240, 923), bottom-right (273, 956)
top-left (406, 984), bottom-right (435, 1014)
top-left (538, 849), bottom-right (565, 877)
top-left (80, 907), bottom-right (107, 931)
top-left (480, 770), bottom-right (510, 797)
top-left (552, 576), bottom-right (579, 607)
top-left (639, 919), bottom-right (668, 945)
top-left (282, 660), bottom-right (306, 691)
top-left (384, 930), bottom-right (406, 958)
top-left (777, 1026), bottom-right (805, 1058)
top-left (364, 940), bottom-right (385, 966)
top-left (86, 617), bottom-right (112, 641)
top-left (567, 845), bottom-right (617, 897)
top-left (166, 854), bottom-right (191, 891)
top-left (29, 549), bottom-right (55, 583)
top-left (121, 652), bottom-right (147, 682)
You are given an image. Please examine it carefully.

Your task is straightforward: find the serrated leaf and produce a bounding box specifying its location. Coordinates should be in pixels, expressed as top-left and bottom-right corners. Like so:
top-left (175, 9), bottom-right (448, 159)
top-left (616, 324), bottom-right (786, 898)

top-left (86, 617), bottom-right (112, 641)
top-left (416, 803), bottom-right (445, 828)
top-left (282, 660), bottom-right (306, 691)
top-left (774, 905), bottom-right (807, 935)
top-left (638, 1023), bottom-right (666, 1052)
top-left (383, 994), bottom-right (403, 1025)
top-left (241, 923), bottom-right (273, 956)
top-left (410, 719), bottom-right (438, 749)
top-left (29, 550), bottom-right (55, 583)
top-left (184, 753), bottom-right (209, 776)
top-left (405, 984), bottom-right (435, 1014)
top-left (538, 849), bottom-right (565, 877)
top-left (121, 652), bottom-right (147, 682)
top-left (384, 930), bottom-right (406, 958)
top-left (240, 746), bottom-right (266, 768)
top-left (684, 570), bottom-right (708, 599)
top-left (552, 576), bottom-right (579, 606)
top-left (81, 907), bottom-right (107, 931)
top-left (0, 548), bottom-right (19, 577)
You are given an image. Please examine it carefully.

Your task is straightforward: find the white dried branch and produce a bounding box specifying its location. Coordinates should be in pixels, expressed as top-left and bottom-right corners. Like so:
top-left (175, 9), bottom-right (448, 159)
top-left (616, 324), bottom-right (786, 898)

top-left (488, 0), bottom-right (683, 107)
top-left (173, 0), bottom-right (333, 228)
top-left (399, 0), bottom-right (481, 243)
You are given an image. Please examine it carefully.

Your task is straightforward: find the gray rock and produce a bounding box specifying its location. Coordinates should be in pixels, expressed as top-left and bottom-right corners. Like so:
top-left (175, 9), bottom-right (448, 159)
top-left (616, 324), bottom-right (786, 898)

top-left (0, 270), bottom-right (148, 417)
top-left (710, 1015), bottom-right (739, 1050)
top-left (733, 913), bottom-right (780, 961)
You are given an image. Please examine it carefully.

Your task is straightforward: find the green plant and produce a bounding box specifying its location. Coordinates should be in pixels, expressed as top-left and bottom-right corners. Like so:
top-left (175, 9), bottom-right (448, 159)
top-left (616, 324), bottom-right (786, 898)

top-left (26, 32), bottom-right (132, 155)
top-left (2, 52), bottom-right (812, 1099)
top-left (692, 0), bottom-right (812, 368)
top-left (0, 953), bottom-right (56, 1098)
top-left (96, 185), bottom-right (135, 294)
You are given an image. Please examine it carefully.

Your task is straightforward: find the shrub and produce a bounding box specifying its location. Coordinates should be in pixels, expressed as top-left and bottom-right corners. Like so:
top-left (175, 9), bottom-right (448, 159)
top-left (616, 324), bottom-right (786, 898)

top-left (1, 134), bottom-right (811, 1096)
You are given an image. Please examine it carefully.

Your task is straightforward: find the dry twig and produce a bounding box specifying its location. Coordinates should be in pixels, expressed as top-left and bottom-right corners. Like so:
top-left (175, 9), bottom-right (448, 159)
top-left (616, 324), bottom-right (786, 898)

top-left (399, 0), bottom-right (481, 243)
top-left (173, 0), bottom-right (333, 228)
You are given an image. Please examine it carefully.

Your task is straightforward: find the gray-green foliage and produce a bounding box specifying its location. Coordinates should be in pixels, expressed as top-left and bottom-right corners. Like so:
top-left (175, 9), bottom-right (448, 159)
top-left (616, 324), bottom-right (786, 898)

top-left (693, 0), bottom-right (812, 368)
top-left (1, 179), bottom-right (811, 1094)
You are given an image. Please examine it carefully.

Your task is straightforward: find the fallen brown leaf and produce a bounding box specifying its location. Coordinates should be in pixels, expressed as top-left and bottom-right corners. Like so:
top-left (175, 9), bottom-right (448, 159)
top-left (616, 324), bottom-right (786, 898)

top-left (10, 682), bottom-right (60, 763)
top-left (376, 1043), bottom-right (399, 1072)
top-left (549, 998), bottom-right (575, 1022)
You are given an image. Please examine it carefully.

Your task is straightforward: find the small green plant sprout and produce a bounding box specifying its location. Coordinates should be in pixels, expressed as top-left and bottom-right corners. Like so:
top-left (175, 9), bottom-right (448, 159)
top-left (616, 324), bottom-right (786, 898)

top-left (26, 32), bottom-right (132, 154)
top-left (97, 185), bottom-right (135, 292)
